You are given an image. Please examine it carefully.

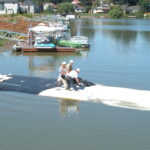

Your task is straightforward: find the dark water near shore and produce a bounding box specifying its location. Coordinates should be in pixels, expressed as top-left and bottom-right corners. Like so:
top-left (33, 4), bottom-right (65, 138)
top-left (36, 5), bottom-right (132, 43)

top-left (0, 19), bottom-right (150, 150)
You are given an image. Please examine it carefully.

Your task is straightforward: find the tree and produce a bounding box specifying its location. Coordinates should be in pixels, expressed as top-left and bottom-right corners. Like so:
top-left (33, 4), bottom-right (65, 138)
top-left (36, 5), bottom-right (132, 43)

top-left (58, 2), bottom-right (74, 15)
top-left (111, 0), bottom-right (139, 5)
top-left (139, 0), bottom-right (150, 12)
top-left (109, 6), bottom-right (123, 18)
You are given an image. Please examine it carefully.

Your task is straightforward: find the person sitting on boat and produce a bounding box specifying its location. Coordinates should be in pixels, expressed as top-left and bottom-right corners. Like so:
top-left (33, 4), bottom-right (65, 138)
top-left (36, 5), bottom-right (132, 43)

top-left (66, 68), bottom-right (80, 91)
top-left (57, 62), bottom-right (69, 89)
top-left (66, 60), bottom-right (74, 73)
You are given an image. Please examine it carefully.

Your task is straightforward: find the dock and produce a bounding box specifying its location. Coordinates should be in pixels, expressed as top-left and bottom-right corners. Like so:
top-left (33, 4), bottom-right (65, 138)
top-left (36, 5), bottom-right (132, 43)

top-left (21, 43), bottom-right (76, 53)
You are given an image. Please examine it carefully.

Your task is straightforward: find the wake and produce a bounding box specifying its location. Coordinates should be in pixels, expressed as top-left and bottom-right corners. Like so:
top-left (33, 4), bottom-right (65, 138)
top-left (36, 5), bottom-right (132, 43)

top-left (89, 85), bottom-right (150, 110)
top-left (39, 84), bottom-right (150, 110)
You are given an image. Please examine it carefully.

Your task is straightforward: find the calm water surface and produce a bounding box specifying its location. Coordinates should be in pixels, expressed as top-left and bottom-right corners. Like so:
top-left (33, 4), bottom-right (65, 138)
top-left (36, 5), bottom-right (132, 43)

top-left (0, 19), bottom-right (150, 150)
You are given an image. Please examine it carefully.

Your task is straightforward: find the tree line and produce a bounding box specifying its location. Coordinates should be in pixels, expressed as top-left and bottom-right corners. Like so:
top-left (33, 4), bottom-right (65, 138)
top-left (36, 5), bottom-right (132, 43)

top-left (18, 0), bottom-right (150, 15)
top-left (19, 0), bottom-right (150, 8)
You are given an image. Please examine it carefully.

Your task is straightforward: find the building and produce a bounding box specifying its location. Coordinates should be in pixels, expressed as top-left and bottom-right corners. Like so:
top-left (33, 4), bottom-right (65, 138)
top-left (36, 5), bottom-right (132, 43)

top-left (19, 0), bottom-right (35, 14)
top-left (91, 4), bottom-right (110, 13)
top-left (121, 5), bottom-right (141, 14)
top-left (126, 6), bottom-right (141, 13)
top-left (121, 5), bottom-right (128, 14)
top-left (43, 3), bottom-right (55, 11)
top-left (0, 0), bottom-right (18, 14)
top-left (71, 0), bottom-right (81, 5)
top-left (75, 5), bottom-right (85, 13)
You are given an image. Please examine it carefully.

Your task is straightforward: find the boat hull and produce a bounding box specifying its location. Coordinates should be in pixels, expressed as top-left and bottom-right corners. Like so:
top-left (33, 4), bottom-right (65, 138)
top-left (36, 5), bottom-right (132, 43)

top-left (22, 46), bottom-right (76, 52)
top-left (0, 75), bottom-right (95, 100)
top-left (0, 75), bottom-right (56, 94)
top-left (58, 40), bottom-right (82, 48)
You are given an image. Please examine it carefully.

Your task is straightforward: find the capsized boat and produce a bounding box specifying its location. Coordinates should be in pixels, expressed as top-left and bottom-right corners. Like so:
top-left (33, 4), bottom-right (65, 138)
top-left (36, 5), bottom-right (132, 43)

top-left (1, 74), bottom-right (150, 110)
top-left (0, 74), bottom-right (95, 100)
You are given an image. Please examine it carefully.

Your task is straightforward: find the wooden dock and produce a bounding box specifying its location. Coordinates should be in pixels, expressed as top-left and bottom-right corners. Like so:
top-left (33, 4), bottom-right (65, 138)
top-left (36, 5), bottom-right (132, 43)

top-left (22, 43), bottom-right (76, 53)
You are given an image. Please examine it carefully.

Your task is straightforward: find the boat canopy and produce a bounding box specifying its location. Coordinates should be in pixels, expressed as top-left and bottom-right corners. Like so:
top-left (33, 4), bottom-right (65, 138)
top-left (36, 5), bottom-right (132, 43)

top-left (29, 25), bottom-right (57, 33)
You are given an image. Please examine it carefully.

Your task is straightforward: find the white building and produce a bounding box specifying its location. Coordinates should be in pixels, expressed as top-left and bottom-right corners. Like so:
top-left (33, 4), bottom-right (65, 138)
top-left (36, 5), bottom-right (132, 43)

top-left (75, 5), bottom-right (86, 13)
top-left (19, 0), bottom-right (35, 14)
top-left (0, 0), bottom-right (18, 14)
top-left (43, 3), bottom-right (55, 11)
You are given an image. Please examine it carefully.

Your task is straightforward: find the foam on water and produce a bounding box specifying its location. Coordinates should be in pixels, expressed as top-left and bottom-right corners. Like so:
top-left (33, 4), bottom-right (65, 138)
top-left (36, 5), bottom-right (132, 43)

top-left (39, 84), bottom-right (150, 110)
top-left (0, 74), bottom-right (12, 82)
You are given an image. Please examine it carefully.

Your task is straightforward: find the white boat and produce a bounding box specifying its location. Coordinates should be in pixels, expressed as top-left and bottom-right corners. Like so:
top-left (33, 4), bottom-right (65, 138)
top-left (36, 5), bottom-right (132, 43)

top-left (34, 35), bottom-right (56, 49)
top-left (69, 36), bottom-right (90, 48)
top-left (49, 21), bottom-right (69, 32)
top-left (12, 42), bottom-right (22, 52)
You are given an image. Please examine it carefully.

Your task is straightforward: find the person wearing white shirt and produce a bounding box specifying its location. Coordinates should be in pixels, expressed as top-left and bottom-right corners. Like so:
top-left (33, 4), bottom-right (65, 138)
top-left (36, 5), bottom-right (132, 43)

top-left (57, 61), bottom-right (68, 89)
top-left (66, 68), bottom-right (80, 91)
top-left (66, 60), bottom-right (74, 73)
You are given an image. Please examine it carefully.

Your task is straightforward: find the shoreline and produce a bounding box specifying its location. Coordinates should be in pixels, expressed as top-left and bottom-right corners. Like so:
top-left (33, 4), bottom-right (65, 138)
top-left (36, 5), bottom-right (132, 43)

top-left (0, 40), bottom-right (14, 52)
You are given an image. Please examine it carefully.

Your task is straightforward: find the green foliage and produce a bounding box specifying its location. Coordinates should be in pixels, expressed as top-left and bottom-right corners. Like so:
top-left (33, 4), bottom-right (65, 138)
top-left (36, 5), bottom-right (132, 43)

top-left (85, 6), bottom-right (92, 13)
top-left (111, 0), bottom-right (139, 5)
top-left (139, 0), bottom-right (150, 12)
top-left (135, 11), bottom-right (144, 17)
top-left (0, 40), bottom-right (3, 47)
top-left (58, 2), bottom-right (74, 15)
top-left (22, 13), bottom-right (34, 18)
top-left (109, 6), bottom-right (123, 18)
top-left (0, 39), bottom-right (8, 47)
top-left (43, 10), bottom-right (54, 14)
top-left (92, 0), bottom-right (100, 7)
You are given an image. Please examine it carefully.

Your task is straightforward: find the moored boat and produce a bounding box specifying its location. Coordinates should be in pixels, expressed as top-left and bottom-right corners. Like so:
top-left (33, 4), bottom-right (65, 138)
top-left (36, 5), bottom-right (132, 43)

top-left (58, 40), bottom-right (82, 48)
top-left (22, 44), bottom-right (76, 52)
top-left (12, 42), bottom-right (22, 52)
top-left (69, 36), bottom-right (90, 48)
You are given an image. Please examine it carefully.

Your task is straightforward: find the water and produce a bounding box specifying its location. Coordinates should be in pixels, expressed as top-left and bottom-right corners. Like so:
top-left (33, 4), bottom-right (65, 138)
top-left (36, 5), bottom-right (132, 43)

top-left (0, 18), bottom-right (150, 150)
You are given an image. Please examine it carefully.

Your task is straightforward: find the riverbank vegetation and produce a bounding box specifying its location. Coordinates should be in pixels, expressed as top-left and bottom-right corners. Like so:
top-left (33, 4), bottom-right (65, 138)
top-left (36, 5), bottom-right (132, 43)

top-left (109, 6), bottom-right (123, 18)
top-left (40, 0), bottom-right (149, 19)
top-left (1, 0), bottom-right (150, 20)
top-left (0, 39), bottom-right (9, 47)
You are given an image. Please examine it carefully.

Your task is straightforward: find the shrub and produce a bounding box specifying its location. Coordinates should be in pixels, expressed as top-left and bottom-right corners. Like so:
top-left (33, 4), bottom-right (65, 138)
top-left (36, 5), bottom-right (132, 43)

top-left (109, 6), bottom-right (123, 18)
top-left (58, 2), bottom-right (74, 15)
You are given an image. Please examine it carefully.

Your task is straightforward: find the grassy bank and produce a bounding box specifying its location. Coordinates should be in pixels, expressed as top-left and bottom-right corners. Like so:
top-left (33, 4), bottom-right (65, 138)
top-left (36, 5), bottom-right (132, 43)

top-left (0, 39), bottom-right (10, 47)
top-left (0, 13), bottom-right (36, 23)
top-left (77, 13), bottom-right (109, 19)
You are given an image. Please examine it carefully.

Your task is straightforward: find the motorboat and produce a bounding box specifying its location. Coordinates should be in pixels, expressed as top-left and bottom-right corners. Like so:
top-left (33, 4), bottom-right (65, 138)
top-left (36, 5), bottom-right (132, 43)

top-left (12, 42), bottom-right (22, 52)
top-left (58, 39), bottom-right (82, 48)
top-left (34, 41), bottom-right (56, 49)
top-left (69, 36), bottom-right (90, 48)
top-left (34, 35), bottom-right (56, 49)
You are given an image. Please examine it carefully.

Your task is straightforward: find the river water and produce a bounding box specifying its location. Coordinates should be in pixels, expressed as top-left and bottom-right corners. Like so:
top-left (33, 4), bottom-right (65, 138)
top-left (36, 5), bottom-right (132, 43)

top-left (0, 19), bottom-right (150, 150)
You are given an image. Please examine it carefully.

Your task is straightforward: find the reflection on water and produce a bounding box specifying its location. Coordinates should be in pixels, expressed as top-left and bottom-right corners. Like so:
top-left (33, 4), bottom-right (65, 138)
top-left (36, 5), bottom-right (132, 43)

top-left (11, 51), bottom-right (84, 77)
top-left (29, 55), bottom-right (56, 72)
top-left (102, 30), bottom-right (137, 44)
top-left (59, 99), bottom-right (79, 117)
top-left (140, 31), bottom-right (150, 42)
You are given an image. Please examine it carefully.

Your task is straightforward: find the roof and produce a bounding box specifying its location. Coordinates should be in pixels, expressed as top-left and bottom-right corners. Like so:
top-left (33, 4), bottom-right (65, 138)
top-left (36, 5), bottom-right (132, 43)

top-left (76, 5), bottom-right (85, 9)
top-left (71, 0), bottom-right (81, 5)
top-left (127, 5), bottom-right (140, 11)
top-left (121, 5), bottom-right (128, 11)
top-left (0, 0), bottom-right (18, 2)
top-left (24, 0), bottom-right (34, 6)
